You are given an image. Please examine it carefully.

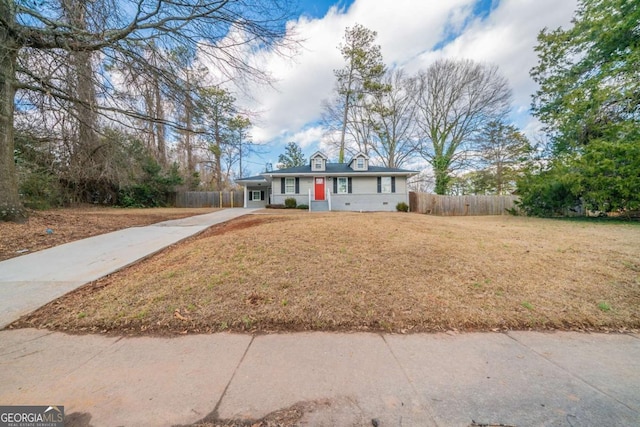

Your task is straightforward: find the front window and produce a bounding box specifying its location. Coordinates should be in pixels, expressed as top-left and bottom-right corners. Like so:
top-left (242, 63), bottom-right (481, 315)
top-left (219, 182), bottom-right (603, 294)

top-left (314, 158), bottom-right (323, 170)
top-left (251, 190), bottom-right (261, 200)
top-left (381, 177), bottom-right (392, 193)
top-left (337, 177), bottom-right (348, 194)
top-left (285, 177), bottom-right (295, 194)
top-left (356, 158), bottom-right (365, 169)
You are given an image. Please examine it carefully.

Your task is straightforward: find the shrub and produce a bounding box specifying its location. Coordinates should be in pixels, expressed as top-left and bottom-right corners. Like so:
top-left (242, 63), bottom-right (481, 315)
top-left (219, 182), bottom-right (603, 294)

top-left (515, 165), bottom-right (581, 217)
top-left (266, 204), bottom-right (286, 209)
top-left (0, 203), bottom-right (27, 222)
top-left (396, 201), bottom-right (409, 212)
top-left (19, 169), bottom-right (64, 210)
top-left (118, 160), bottom-right (182, 208)
top-left (284, 197), bottom-right (297, 208)
top-left (297, 204), bottom-right (309, 210)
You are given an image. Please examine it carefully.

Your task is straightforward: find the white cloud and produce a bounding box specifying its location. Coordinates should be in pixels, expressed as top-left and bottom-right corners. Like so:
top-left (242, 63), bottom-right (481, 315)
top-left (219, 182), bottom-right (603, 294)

top-left (290, 126), bottom-right (326, 150)
top-left (234, 0), bottom-right (578, 171)
top-left (426, 0), bottom-right (578, 109)
top-left (348, 0), bottom-right (475, 65)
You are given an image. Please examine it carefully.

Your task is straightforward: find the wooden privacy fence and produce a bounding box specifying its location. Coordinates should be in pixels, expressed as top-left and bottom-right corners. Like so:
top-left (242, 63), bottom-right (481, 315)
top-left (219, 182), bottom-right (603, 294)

top-left (409, 192), bottom-right (520, 216)
top-left (171, 191), bottom-right (244, 208)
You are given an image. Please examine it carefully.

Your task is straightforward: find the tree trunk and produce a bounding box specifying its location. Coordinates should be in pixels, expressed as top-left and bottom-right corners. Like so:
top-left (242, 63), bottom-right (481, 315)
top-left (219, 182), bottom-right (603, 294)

top-left (496, 162), bottom-right (503, 195)
top-left (184, 74), bottom-right (194, 176)
top-left (214, 120), bottom-right (222, 190)
top-left (0, 0), bottom-right (25, 221)
top-left (63, 0), bottom-right (100, 201)
top-left (154, 78), bottom-right (166, 165)
top-left (73, 50), bottom-right (98, 150)
top-left (338, 90), bottom-right (350, 164)
top-left (433, 156), bottom-right (451, 195)
top-left (238, 141), bottom-right (243, 179)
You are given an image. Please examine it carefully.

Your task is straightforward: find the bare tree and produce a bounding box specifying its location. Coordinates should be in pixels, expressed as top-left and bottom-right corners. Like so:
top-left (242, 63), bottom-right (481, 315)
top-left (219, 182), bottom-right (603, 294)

top-left (415, 59), bottom-right (511, 195)
top-left (321, 94), bottom-right (375, 158)
top-left (365, 69), bottom-right (419, 168)
top-left (0, 0), bottom-right (295, 220)
top-left (227, 115), bottom-right (252, 180)
top-left (197, 86), bottom-right (237, 190)
top-left (118, 42), bottom-right (168, 165)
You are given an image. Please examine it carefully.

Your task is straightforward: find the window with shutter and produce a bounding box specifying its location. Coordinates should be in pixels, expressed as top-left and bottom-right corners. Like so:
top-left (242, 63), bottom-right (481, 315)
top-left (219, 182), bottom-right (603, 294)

top-left (285, 177), bottom-right (295, 194)
top-left (380, 177), bottom-right (392, 193)
top-left (337, 177), bottom-right (348, 194)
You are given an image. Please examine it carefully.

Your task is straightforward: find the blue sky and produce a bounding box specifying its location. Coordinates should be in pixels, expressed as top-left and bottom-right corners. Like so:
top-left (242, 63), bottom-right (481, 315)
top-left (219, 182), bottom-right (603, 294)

top-left (232, 0), bottom-right (578, 176)
top-left (296, 0), bottom-right (351, 19)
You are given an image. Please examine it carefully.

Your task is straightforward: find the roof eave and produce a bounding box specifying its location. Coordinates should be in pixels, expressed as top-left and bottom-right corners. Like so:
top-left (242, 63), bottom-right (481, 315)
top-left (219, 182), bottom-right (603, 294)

top-left (264, 171), bottom-right (418, 177)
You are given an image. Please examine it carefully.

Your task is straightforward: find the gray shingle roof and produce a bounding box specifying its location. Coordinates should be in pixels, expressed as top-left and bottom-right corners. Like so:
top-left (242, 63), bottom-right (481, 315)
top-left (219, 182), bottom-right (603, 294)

top-left (236, 175), bottom-right (268, 182)
top-left (266, 163), bottom-right (417, 175)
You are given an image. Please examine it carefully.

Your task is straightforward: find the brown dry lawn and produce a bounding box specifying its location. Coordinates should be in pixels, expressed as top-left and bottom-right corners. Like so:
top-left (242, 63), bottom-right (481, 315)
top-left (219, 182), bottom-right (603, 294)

top-left (9, 211), bottom-right (640, 335)
top-left (0, 206), bottom-right (218, 261)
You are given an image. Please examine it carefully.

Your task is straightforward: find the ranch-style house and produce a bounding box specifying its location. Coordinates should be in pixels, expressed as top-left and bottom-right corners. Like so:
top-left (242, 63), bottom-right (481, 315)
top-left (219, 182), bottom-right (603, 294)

top-left (236, 151), bottom-right (417, 212)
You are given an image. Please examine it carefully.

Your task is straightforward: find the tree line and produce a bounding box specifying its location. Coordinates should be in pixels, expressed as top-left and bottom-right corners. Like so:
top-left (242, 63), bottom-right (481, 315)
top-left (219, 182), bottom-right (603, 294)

top-left (1, 0), bottom-right (294, 219)
top-left (322, 23), bottom-right (530, 197)
top-left (1, 0), bottom-right (637, 221)
top-left (317, 0), bottom-right (638, 217)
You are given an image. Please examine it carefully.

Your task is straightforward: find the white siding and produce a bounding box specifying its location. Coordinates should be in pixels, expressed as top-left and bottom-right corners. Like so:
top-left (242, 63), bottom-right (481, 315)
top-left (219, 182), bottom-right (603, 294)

top-left (245, 186), bottom-right (269, 208)
top-left (334, 176), bottom-right (409, 211)
top-left (271, 177), bottom-right (312, 206)
top-left (271, 175), bottom-right (409, 211)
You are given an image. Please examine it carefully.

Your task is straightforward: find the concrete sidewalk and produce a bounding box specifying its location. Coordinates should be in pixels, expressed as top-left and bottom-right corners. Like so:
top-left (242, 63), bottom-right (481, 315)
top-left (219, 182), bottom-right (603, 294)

top-left (0, 208), bottom-right (256, 328)
top-left (0, 329), bottom-right (638, 426)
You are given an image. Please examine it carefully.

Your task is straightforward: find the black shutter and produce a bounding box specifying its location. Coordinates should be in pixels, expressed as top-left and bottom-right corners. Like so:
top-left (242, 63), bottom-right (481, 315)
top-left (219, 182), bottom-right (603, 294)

top-left (333, 178), bottom-right (337, 194)
top-left (377, 177), bottom-right (381, 193)
top-left (348, 177), bottom-right (352, 193)
top-left (281, 178), bottom-right (285, 194)
top-left (391, 177), bottom-right (396, 193)
top-left (249, 191), bottom-right (253, 201)
top-left (295, 177), bottom-right (300, 194)
top-left (261, 191), bottom-right (265, 201)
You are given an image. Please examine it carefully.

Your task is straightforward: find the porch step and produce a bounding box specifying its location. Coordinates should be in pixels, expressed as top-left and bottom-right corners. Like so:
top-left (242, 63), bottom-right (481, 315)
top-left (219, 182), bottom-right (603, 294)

top-left (310, 201), bottom-right (329, 212)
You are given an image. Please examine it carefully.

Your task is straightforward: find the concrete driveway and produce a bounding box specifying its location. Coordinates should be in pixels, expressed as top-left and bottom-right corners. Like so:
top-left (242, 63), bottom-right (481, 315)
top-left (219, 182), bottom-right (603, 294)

top-left (0, 209), bottom-right (257, 329)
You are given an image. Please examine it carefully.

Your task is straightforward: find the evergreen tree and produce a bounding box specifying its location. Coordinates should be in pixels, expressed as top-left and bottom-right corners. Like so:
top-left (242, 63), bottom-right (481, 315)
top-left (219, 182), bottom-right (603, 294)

top-left (278, 142), bottom-right (306, 168)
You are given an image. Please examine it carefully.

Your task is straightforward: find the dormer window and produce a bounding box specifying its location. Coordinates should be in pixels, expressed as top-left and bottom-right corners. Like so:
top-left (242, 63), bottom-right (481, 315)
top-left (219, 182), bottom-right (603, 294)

top-left (310, 151), bottom-right (327, 171)
top-left (349, 152), bottom-right (368, 171)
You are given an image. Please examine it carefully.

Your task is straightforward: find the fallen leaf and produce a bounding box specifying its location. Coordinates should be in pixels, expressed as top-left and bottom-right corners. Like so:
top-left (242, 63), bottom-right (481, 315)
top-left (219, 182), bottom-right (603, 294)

top-left (174, 309), bottom-right (188, 321)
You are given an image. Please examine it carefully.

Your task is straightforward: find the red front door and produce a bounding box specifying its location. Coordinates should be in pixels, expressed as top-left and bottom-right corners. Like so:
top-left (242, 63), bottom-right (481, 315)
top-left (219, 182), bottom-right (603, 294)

top-left (314, 177), bottom-right (325, 201)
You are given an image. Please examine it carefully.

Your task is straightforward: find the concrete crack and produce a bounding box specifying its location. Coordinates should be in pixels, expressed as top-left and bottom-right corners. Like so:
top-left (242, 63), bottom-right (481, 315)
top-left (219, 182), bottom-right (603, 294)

top-left (380, 333), bottom-right (441, 427)
top-left (211, 334), bottom-right (255, 417)
top-left (505, 332), bottom-right (640, 415)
